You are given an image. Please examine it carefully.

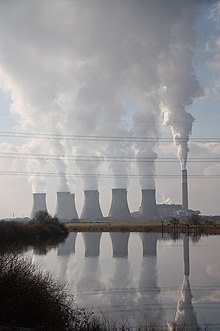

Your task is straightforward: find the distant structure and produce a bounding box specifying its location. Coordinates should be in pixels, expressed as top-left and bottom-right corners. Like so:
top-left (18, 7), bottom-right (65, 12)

top-left (55, 191), bottom-right (78, 222)
top-left (108, 189), bottom-right (131, 220)
top-left (80, 190), bottom-right (103, 220)
top-left (139, 189), bottom-right (159, 221)
top-left (157, 204), bottom-right (182, 218)
top-left (30, 193), bottom-right (47, 219)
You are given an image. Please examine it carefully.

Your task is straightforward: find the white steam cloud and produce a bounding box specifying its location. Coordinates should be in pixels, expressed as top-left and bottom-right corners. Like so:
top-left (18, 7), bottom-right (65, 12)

top-left (0, 0), bottom-right (210, 192)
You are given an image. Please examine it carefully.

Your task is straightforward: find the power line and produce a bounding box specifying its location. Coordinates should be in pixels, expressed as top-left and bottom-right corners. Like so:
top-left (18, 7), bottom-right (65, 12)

top-left (0, 171), bottom-right (219, 178)
top-left (0, 152), bottom-right (220, 163)
top-left (1, 130), bottom-right (220, 142)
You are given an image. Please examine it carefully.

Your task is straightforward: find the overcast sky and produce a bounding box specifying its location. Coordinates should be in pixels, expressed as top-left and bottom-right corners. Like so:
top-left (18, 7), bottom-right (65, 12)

top-left (0, 0), bottom-right (220, 218)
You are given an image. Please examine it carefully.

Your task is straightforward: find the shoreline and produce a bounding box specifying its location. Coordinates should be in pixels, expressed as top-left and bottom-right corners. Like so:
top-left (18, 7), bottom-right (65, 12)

top-left (66, 221), bottom-right (220, 235)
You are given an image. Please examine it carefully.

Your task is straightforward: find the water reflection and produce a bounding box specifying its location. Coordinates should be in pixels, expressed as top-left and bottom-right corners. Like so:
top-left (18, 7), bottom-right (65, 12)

top-left (138, 233), bottom-right (164, 327)
top-left (110, 232), bottom-right (130, 258)
top-left (57, 232), bottom-right (77, 281)
top-left (169, 235), bottom-right (199, 331)
top-left (82, 232), bottom-right (101, 257)
top-left (5, 232), bottom-right (220, 329)
top-left (76, 233), bottom-right (104, 311)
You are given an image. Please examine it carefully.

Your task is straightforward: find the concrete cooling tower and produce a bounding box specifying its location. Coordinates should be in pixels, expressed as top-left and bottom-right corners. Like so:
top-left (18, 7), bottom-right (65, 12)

top-left (139, 189), bottom-right (159, 221)
top-left (108, 188), bottom-right (131, 220)
top-left (80, 190), bottom-right (103, 220)
top-left (182, 169), bottom-right (188, 213)
top-left (82, 232), bottom-right (102, 257)
top-left (30, 193), bottom-right (47, 219)
top-left (55, 191), bottom-right (78, 222)
top-left (110, 232), bottom-right (130, 258)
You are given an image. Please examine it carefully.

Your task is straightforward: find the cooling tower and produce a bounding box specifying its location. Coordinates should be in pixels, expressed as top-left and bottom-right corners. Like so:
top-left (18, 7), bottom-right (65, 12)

top-left (70, 193), bottom-right (79, 220)
top-left (140, 232), bottom-right (158, 256)
top-left (110, 232), bottom-right (130, 258)
top-left (108, 188), bottom-right (131, 220)
top-left (55, 191), bottom-right (78, 222)
top-left (30, 193), bottom-right (47, 219)
top-left (139, 189), bottom-right (159, 221)
top-left (80, 190), bottom-right (103, 220)
top-left (182, 169), bottom-right (188, 213)
top-left (82, 232), bottom-right (102, 257)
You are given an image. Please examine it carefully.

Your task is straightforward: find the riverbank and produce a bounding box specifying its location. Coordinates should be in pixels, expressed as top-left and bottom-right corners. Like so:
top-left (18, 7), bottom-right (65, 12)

top-left (66, 221), bottom-right (220, 235)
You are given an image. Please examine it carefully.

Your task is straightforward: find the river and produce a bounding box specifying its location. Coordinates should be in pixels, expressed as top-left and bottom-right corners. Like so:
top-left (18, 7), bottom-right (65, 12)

top-left (23, 232), bottom-right (220, 330)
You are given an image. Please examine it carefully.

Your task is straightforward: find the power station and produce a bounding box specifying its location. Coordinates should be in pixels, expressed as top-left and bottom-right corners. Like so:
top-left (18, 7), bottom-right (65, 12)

top-left (29, 168), bottom-right (196, 221)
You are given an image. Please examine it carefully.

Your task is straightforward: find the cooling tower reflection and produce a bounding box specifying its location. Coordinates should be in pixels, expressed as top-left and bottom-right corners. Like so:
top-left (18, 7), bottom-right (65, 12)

top-left (76, 233), bottom-right (104, 311)
top-left (138, 233), bottom-right (164, 326)
top-left (110, 232), bottom-right (130, 258)
top-left (82, 232), bottom-right (102, 257)
top-left (57, 232), bottom-right (77, 281)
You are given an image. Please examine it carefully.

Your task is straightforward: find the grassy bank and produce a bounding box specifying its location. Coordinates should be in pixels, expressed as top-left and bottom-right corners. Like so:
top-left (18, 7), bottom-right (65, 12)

top-left (67, 220), bottom-right (220, 235)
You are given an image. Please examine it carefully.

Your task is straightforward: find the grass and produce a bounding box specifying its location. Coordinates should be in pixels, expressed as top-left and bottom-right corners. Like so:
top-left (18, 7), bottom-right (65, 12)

top-left (66, 220), bottom-right (220, 235)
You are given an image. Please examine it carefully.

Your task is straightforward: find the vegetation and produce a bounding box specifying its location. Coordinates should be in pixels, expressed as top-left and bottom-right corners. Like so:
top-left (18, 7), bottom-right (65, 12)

top-left (0, 211), bottom-right (68, 246)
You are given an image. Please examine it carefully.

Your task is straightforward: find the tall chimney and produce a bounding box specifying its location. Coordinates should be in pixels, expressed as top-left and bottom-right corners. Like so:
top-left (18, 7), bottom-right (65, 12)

top-left (108, 188), bottom-right (131, 220)
top-left (82, 232), bottom-right (102, 257)
top-left (182, 169), bottom-right (188, 213)
top-left (139, 189), bottom-right (159, 221)
top-left (55, 192), bottom-right (78, 222)
top-left (110, 232), bottom-right (130, 258)
top-left (30, 193), bottom-right (47, 219)
top-left (80, 190), bottom-right (103, 220)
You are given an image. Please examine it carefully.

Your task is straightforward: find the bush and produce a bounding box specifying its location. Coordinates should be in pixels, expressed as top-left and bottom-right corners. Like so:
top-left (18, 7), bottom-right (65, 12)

top-left (0, 211), bottom-right (68, 246)
top-left (0, 253), bottom-right (77, 330)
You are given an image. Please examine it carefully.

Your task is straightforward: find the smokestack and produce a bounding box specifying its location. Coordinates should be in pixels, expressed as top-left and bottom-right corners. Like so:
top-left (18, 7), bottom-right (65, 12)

top-left (30, 193), bottom-right (47, 219)
top-left (55, 192), bottom-right (78, 222)
top-left (108, 189), bottom-right (131, 220)
top-left (182, 169), bottom-right (188, 213)
top-left (80, 190), bottom-right (103, 220)
top-left (82, 232), bottom-right (102, 257)
top-left (110, 232), bottom-right (130, 258)
top-left (139, 189), bottom-right (159, 221)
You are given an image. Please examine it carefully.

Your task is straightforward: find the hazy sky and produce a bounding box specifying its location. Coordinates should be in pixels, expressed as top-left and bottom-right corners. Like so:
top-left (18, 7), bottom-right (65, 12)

top-left (0, 0), bottom-right (220, 218)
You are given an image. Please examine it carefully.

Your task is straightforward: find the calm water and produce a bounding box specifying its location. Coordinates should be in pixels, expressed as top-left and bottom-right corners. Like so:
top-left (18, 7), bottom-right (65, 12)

top-left (24, 232), bottom-right (220, 330)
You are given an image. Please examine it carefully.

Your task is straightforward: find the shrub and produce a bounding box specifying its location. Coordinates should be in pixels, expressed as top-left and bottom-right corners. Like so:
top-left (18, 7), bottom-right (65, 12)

top-left (0, 253), bottom-right (77, 330)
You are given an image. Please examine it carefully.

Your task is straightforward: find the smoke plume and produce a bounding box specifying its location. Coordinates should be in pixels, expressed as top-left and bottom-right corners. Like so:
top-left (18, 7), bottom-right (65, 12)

top-left (0, 0), bottom-right (210, 192)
